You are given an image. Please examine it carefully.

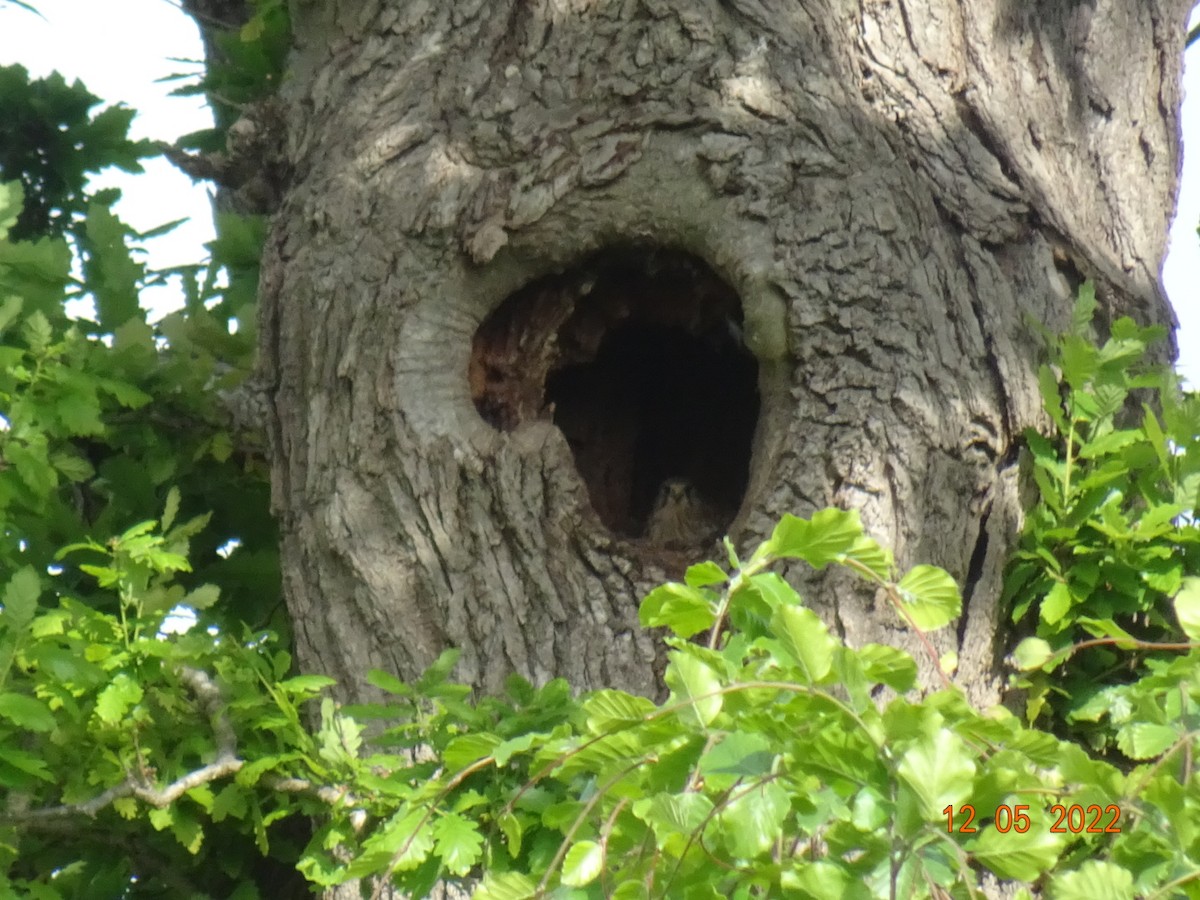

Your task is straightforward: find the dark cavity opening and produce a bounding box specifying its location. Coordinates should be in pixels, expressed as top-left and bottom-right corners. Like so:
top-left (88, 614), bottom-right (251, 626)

top-left (470, 246), bottom-right (759, 545)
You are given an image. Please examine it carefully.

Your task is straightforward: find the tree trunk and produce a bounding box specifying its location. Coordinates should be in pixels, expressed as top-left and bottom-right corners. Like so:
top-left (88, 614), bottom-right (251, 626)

top-left (261, 0), bottom-right (1186, 714)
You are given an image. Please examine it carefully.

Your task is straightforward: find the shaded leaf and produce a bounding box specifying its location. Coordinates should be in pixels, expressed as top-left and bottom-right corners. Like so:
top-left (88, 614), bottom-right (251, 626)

top-left (2, 566), bottom-right (40, 628)
top-left (0, 692), bottom-right (54, 731)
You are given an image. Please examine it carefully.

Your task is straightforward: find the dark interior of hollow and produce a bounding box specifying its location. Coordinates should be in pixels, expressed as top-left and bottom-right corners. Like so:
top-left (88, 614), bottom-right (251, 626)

top-left (470, 246), bottom-right (759, 543)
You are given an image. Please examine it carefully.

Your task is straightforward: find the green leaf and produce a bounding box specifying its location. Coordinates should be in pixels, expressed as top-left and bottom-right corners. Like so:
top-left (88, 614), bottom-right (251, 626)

top-left (583, 690), bottom-right (655, 733)
top-left (97, 375), bottom-right (152, 408)
top-left (29, 610), bottom-right (66, 638)
top-left (182, 584), bottom-right (221, 610)
top-left (665, 652), bottom-right (722, 727)
top-left (561, 839), bottom-right (604, 887)
top-left (1074, 616), bottom-right (1138, 649)
top-left (1049, 860), bottom-right (1134, 900)
top-left (366, 669), bottom-right (412, 697)
top-left (443, 733), bottom-right (501, 769)
top-left (700, 731), bottom-right (775, 778)
top-left (94, 673), bottom-right (144, 725)
top-left (415, 647), bottom-right (461, 693)
top-left (970, 825), bottom-right (1065, 882)
top-left (1070, 280), bottom-right (1098, 332)
top-left (0, 181), bottom-right (23, 235)
top-left (432, 812), bottom-right (484, 876)
top-left (22, 310), bottom-right (52, 353)
top-left (1174, 577), bottom-right (1200, 641)
top-left (771, 604), bottom-right (835, 682)
top-left (5, 440), bottom-right (56, 497)
top-left (50, 450), bottom-right (94, 482)
top-left (1097, 331), bottom-right (1149, 371)
top-left (783, 862), bottom-right (853, 900)
top-left (2, 566), bottom-right (40, 628)
top-left (1115, 723), bottom-right (1178, 760)
top-left (473, 871), bottom-right (537, 900)
top-left (1040, 581), bottom-right (1073, 626)
top-left (235, 752), bottom-right (305, 786)
top-left (632, 792), bottom-right (714, 847)
top-left (211, 784), bottom-right (249, 823)
top-left (765, 508), bottom-right (865, 568)
top-left (118, 519), bottom-right (158, 542)
top-left (279, 674), bottom-right (336, 696)
top-left (1059, 334), bottom-right (1098, 391)
top-left (208, 430), bottom-right (233, 462)
top-left (685, 561), bottom-right (727, 587)
top-left (0, 747), bottom-right (55, 784)
top-left (162, 486), bottom-right (181, 531)
top-left (1076, 429), bottom-right (1138, 459)
top-left (56, 384), bottom-right (104, 435)
top-left (83, 202), bottom-right (142, 330)
top-left (741, 571), bottom-right (801, 614)
top-left (0, 233), bottom-right (72, 301)
top-left (896, 729), bottom-right (975, 819)
top-left (186, 785), bottom-right (215, 812)
top-left (639, 582), bottom-right (715, 638)
top-left (610, 882), bottom-right (652, 900)
top-left (1134, 501), bottom-right (1184, 541)
top-left (211, 212), bottom-right (267, 268)
top-left (492, 733), bottom-right (538, 766)
top-left (843, 533), bottom-right (893, 580)
top-left (349, 808), bottom-right (433, 876)
top-left (1038, 365), bottom-right (1067, 432)
top-left (171, 810), bottom-right (204, 854)
top-left (714, 780), bottom-right (790, 858)
top-left (0, 294), bottom-right (20, 336)
top-left (857, 644), bottom-right (917, 691)
top-left (1142, 402), bottom-right (1170, 459)
top-left (895, 565), bottom-right (961, 630)
top-left (79, 564), bottom-right (120, 588)
top-left (498, 811), bottom-right (522, 857)
top-left (0, 692), bottom-right (55, 731)
top-left (1012, 638), bottom-right (1054, 671)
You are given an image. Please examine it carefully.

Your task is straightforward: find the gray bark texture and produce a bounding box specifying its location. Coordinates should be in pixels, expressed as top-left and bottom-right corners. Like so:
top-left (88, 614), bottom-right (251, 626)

top-left (260, 0), bottom-right (1188, 717)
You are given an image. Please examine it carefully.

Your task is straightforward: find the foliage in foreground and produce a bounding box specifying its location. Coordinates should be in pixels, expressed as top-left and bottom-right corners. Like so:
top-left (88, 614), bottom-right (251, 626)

top-left (0, 62), bottom-right (279, 627)
top-left (2, 489), bottom-right (1200, 898)
top-left (1005, 286), bottom-right (1200, 760)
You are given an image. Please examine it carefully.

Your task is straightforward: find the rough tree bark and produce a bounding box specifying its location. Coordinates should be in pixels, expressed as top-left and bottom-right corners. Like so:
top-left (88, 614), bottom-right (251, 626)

top-left (258, 0), bottom-right (1187, 717)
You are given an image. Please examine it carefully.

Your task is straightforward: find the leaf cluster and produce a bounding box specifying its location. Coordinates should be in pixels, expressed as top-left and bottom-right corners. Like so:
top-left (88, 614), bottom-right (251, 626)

top-left (0, 46), bottom-right (285, 898)
top-left (0, 63), bottom-right (151, 242)
top-left (5, 492), bottom-right (1200, 898)
top-left (0, 153), bottom-right (278, 629)
top-left (166, 0), bottom-right (290, 150)
top-left (278, 514), bottom-right (1192, 900)
top-left (1005, 283), bottom-right (1200, 760)
top-left (0, 509), bottom-right (332, 897)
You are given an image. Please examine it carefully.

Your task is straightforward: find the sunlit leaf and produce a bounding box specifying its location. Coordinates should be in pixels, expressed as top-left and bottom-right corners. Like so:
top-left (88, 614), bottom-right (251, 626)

top-left (561, 839), bottom-right (603, 886)
top-left (895, 565), bottom-right (961, 630)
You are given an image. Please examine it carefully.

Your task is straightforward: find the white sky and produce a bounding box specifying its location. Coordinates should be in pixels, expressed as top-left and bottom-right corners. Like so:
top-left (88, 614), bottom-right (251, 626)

top-left (0, 0), bottom-right (1197, 386)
